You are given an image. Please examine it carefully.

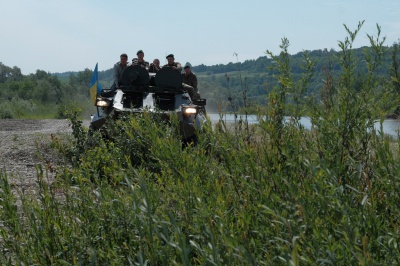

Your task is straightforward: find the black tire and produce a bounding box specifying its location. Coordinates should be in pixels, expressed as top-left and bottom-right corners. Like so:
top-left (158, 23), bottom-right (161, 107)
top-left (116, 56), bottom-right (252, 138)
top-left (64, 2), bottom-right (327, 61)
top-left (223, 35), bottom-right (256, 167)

top-left (85, 125), bottom-right (101, 148)
top-left (182, 134), bottom-right (198, 148)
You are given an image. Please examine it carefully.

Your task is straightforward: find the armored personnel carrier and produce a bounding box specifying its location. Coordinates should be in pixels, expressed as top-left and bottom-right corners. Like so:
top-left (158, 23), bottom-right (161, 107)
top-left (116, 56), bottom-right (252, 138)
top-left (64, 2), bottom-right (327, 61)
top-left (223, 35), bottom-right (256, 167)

top-left (89, 65), bottom-right (206, 144)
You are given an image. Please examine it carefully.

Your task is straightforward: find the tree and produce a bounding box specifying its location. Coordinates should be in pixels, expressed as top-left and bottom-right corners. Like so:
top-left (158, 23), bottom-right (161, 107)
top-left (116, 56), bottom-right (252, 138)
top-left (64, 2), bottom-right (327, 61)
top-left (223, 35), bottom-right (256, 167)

top-left (10, 67), bottom-right (23, 81)
top-left (390, 42), bottom-right (400, 94)
top-left (35, 70), bottom-right (48, 80)
top-left (0, 62), bottom-right (12, 83)
top-left (76, 68), bottom-right (93, 85)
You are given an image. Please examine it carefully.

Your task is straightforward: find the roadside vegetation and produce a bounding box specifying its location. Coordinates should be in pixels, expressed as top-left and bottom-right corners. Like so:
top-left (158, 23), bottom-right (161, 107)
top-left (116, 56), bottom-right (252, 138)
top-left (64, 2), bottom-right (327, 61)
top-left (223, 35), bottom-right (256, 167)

top-left (1, 22), bottom-right (400, 265)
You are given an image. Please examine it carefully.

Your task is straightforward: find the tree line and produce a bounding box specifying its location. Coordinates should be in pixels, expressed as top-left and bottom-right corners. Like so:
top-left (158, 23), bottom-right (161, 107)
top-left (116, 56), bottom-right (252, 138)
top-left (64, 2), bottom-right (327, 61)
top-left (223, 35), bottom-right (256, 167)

top-left (0, 41), bottom-right (399, 118)
top-left (195, 43), bottom-right (400, 114)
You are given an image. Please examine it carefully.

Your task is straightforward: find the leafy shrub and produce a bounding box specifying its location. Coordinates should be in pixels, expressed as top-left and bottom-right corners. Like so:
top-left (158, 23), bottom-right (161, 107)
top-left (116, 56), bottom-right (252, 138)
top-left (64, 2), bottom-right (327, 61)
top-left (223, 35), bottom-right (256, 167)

top-left (0, 105), bottom-right (13, 118)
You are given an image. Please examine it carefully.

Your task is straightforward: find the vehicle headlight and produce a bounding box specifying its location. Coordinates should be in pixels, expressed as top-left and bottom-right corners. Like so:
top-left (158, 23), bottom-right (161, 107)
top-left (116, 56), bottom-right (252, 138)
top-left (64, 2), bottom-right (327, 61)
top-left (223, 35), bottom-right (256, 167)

top-left (96, 99), bottom-right (110, 107)
top-left (182, 107), bottom-right (197, 115)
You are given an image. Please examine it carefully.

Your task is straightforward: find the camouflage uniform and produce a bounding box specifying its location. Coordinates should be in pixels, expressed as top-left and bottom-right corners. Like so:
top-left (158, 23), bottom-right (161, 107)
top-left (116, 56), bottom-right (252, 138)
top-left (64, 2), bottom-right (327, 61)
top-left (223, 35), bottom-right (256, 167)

top-left (182, 71), bottom-right (198, 91)
top-left (132, 58), bottom-right (149, 69)
top-left (148, 63), bottom-right (161, 73)
top-left (182, 71), bottom-right (199, 100)
top-left (163, 62), bottom-right (182, 72)
top-left (182, 83), bottom-right (199, 100)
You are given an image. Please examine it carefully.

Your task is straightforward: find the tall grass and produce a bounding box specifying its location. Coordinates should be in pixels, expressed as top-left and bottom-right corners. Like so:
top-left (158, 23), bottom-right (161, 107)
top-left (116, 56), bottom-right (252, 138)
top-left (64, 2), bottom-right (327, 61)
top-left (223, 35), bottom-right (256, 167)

top-left (0, 96), bottom-right (90, 119)
top-left (1, 23), bottom-right (400, 265)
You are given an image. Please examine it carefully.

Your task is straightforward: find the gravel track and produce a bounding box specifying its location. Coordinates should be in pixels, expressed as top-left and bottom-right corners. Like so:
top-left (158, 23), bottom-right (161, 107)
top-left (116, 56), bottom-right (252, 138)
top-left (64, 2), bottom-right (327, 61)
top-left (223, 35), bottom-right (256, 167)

top-left (0, 119), bottom-right (73, 186)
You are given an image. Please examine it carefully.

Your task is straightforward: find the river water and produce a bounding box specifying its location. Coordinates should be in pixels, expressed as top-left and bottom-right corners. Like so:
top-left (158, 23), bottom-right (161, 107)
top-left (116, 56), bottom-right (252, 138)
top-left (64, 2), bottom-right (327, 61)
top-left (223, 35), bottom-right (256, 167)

top-left (208, 114), bottom-right (400, 139)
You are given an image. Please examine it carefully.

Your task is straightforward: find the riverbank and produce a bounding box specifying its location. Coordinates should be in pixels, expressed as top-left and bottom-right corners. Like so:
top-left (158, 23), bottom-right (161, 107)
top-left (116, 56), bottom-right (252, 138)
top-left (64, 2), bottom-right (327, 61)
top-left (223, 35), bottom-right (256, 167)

top-left (208, 113), bottom-right (400, 139)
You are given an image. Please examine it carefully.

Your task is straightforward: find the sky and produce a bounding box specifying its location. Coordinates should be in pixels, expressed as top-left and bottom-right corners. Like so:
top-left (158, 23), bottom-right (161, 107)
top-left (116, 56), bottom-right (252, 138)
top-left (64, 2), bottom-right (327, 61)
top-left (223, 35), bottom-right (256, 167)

top-left (1, 0), bottom-right (399, 75)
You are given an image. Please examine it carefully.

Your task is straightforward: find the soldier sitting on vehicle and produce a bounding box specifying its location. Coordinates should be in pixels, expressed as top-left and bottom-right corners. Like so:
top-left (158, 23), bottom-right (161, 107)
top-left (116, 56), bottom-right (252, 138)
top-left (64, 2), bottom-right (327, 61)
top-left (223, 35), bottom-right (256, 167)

top-left (163, 54), bottom-right (182, 72)
top-left (149, 58), bottom-right (161, 73)
top-left (132, 50), bottom-right (149, 70)
top-left (162, 54), bottom-right (198, 100)
top-left (182, 65), bottom-right (200, 100)
top-left (112, 53), bottom-right (130, 90)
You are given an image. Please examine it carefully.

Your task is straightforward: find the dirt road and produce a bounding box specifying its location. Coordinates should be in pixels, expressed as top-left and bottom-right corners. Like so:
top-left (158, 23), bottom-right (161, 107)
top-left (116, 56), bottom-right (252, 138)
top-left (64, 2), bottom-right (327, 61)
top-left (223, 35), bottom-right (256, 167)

top-left (0, 119), bottom-right (73, 186)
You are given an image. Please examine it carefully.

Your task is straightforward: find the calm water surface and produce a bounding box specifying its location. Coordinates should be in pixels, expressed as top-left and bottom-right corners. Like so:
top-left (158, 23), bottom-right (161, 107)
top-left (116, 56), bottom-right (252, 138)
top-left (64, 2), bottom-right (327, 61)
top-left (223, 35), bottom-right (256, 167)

top-left (208, 114), bottom-right (400, 139)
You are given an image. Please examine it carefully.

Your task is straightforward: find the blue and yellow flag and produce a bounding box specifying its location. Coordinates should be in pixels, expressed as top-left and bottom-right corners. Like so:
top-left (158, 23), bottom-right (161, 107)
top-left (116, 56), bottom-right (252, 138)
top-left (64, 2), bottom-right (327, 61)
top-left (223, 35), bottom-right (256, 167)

top-left (89, 63), bottom-right (103, 105)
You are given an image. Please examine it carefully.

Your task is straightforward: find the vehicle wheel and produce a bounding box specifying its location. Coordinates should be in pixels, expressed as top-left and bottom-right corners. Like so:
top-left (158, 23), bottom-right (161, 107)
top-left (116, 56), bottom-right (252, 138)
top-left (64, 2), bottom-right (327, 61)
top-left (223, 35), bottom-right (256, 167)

top-left (85, 125), bottom-right (101, 147)
top-left (87, 125), bottom-right (95, 137)
top-left (182, 134), bottom-right (198, 148)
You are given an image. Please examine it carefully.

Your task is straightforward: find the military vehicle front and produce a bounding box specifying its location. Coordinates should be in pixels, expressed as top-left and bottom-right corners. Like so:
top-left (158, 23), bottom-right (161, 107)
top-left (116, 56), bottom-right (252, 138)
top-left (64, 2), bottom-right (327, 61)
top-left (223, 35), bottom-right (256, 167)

top-left (90, 65), bottom-right (207, 144)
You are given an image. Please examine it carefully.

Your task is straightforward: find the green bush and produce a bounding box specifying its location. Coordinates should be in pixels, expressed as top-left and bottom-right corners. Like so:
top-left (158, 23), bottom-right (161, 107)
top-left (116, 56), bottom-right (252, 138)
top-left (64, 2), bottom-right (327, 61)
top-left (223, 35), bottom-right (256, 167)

top-left (0, 105), bottom-right (13, 118)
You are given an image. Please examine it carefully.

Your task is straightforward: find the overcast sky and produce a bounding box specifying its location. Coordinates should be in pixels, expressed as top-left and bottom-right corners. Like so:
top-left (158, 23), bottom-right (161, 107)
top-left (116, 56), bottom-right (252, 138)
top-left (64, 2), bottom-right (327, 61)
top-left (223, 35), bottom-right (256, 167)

top-left (1, 0), bottom-right (399, 74)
